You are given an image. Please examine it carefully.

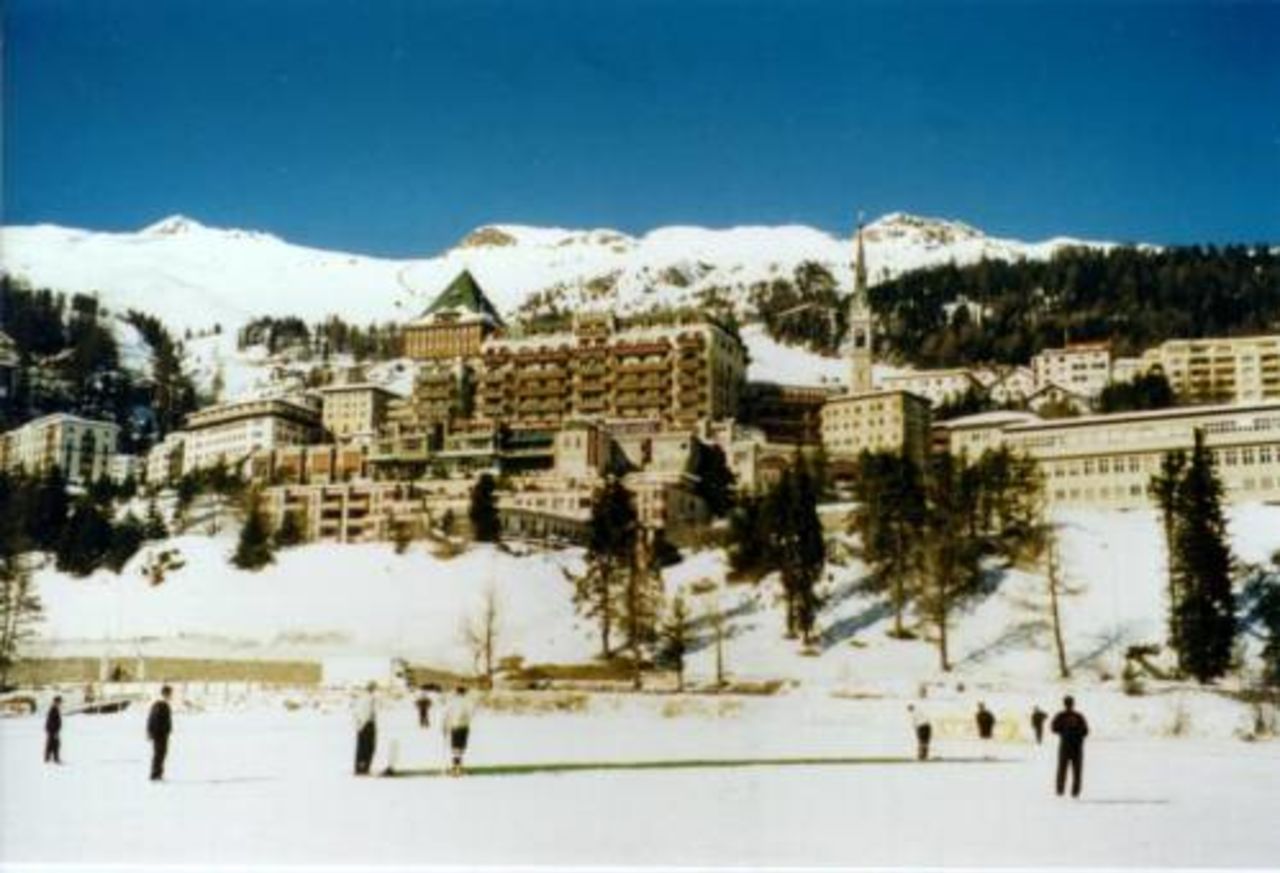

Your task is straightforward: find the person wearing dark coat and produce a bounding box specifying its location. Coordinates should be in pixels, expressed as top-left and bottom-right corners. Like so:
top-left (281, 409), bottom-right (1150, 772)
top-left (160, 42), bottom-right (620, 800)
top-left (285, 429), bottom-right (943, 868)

top-left (1051, 695), bottom-right (1089, 797)
top-left (415, 687), bottom-right (433, 728)
top-left (975, 702), bottom-right (996, 739)
top-left (353, 682), bottom-right (378, 776)
top-left (44, 696), bottom-right (63, 764)
top-left (1030, 706), bottom-right (1048, 744)
top-left (908, 704), bottom-right (932, 761)
top-left (146, 685), bottom-right (174, 781)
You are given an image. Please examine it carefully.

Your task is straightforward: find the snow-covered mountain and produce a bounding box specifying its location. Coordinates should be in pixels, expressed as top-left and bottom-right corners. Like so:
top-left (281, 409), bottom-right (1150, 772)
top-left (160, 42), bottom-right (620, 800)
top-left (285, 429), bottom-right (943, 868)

top-left (0, 212), bottom-right (1110, 333)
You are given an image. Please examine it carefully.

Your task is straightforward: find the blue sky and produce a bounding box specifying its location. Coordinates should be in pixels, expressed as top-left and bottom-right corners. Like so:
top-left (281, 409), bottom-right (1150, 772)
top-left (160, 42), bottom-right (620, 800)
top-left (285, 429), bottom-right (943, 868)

top-left (4, 0), bottom-right (1278, 256)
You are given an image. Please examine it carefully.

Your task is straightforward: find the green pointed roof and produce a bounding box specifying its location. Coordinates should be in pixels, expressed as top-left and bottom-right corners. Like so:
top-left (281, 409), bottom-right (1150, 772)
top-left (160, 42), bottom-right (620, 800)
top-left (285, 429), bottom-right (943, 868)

top-left (416, 270), bottom-right (503, 326)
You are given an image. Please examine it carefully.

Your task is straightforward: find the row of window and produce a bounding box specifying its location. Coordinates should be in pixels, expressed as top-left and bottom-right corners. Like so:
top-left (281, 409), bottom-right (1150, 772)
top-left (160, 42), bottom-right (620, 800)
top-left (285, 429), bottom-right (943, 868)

top-left (1053, 475), bottom-right (1279, 503)
top-left (1047, 445), bottom-right (1278, 479)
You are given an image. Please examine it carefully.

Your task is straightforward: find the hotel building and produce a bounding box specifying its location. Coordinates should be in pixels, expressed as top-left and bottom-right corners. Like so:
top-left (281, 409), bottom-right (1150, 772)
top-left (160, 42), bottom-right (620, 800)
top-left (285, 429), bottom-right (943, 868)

top-left (1, 412), bottom-right (119, 484)
top-left (182, 398), bottom-right (321, 475)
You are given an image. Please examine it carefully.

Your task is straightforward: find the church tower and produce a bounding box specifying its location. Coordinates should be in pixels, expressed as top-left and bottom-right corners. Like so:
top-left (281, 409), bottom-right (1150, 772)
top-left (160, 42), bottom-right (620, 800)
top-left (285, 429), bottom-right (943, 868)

top-left (846, 219), bottom-right (874, 394)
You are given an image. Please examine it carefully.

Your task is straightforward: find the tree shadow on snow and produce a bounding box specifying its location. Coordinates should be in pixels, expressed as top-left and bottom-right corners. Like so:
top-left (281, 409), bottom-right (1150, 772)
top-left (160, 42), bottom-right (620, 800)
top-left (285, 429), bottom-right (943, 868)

top-left (685, 597), bottom-right (758, 656)
top-left (1069, 623), bottom-right (1140, 673)
top-left (818, 601), bottom-right (894, 651)
top-left (953, 618), bottom-right (1048, 669)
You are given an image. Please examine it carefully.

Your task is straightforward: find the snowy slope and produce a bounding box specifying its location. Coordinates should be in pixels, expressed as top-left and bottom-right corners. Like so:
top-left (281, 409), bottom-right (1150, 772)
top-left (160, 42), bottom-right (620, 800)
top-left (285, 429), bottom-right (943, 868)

top-left (30, 536), bottom-right (594, 672)
top-left (0, 216), bottom-right (414, 331)
top-left (29, 504), bottom-right (1280, 692)
top-left (1, 212), bottom-right (1111, 332)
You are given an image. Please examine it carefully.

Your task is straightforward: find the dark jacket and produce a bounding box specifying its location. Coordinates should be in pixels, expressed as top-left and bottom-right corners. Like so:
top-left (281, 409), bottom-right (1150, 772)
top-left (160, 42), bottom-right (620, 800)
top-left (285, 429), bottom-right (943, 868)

top-left (147, 700), bottom-right (173, 741)
top-left (1051, 710), bottom-right (1089, 747)
top-left (46, 704), bottom-right (62, 735)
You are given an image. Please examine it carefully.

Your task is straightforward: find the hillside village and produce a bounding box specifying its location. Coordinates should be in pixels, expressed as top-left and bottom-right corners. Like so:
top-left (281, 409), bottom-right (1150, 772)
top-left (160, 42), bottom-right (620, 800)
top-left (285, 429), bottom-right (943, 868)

top-left (1, 218), bottom-right (1279, 698)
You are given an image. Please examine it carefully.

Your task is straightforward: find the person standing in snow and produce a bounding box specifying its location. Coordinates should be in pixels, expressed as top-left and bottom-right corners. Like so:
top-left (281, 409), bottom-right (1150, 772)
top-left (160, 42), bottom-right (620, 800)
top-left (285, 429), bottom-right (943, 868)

top-left (1051, 695), bottom-right (1089, 797)
top-left (975, 702), bottom-right (995, 740)
top-left (442, 686), bottom-right (476, 777)
top-left (415, 686), bottom-right (433, 728)
top-left (146, 685), bottom-right (174, 781)
top-left (1030, 706), bottom-right (1048, 744)
top-left (44, 696), bottom-right (63, 764)
top-left (353, 682), bottom-right (378, 776)
top-left (908, 703), bottom-right (932, 761)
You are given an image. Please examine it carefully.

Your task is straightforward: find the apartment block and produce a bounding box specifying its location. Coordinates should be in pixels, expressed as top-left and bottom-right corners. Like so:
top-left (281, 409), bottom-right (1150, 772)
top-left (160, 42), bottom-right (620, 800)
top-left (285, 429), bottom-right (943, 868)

top-left (820, 389), bottom-right (932, 466)
top-left (1031, 342), bottom-right (1112, 398)
top-left (319, 382), bottom-right (399, 444)
top-left (1139, 334), bottom-right (1280, 404)
top-left (2, 412), bottom-right (119, 484)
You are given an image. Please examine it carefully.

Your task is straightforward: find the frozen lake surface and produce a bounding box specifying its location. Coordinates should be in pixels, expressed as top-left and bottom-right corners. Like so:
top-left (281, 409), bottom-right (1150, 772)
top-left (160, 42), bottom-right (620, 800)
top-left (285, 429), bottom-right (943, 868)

top-left (3, 692), bottom-right (1279, 868)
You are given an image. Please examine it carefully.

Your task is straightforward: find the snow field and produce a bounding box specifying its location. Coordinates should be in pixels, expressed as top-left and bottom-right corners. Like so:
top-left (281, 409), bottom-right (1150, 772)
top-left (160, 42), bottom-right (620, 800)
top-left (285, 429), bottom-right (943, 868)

top-left (3, 693), bottom-right (1278, 867)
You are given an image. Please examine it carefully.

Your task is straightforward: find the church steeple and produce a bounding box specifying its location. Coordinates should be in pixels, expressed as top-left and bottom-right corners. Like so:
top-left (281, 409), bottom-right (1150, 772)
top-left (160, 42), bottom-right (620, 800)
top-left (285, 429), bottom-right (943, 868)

top-left (846, 217), bottom-right (874, 394)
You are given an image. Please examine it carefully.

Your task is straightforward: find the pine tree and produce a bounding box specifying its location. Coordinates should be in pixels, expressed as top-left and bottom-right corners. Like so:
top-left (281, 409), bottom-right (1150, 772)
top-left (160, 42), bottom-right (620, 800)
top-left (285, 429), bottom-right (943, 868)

top-left (233, 492), bottom-right (275, 571)
top-left (727, 492), bottom-right (768, 578)
top-left (1242, 552), bottom-right (1280, 687)
top-left (105, 513), bottom-right (145, 573)
top-left (571, 477), bottom-right (638, 659)
top-left (692, 442), bottom-right (736, 517)
top-left (1172, 431), bottom-right (1236, 682)
top-left (853, 451), bottom-right (926, 638)
top-left (659, 594), bottom-right (691, 691)
top-left (0, 555), bottom-right (43, 687)
top-left (144, 497), bottom-right (169, 540)
top-left (1150, 450), bottom-right (1188, 662)
top-left (919, 452), bottom-right (985, 671)
top-left (468, 474), bottom-right (501, 543)
top-left (767, 462), bottom-right (824, 645)
top-left (55, 499), bottom-right (113, 576)
top-left (28, 467), bottom-right (69, 552)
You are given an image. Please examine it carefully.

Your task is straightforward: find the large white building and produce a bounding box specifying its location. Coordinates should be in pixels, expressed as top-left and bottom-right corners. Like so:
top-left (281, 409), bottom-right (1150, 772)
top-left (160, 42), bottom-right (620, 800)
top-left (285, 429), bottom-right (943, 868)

top-left (182, 398), bottom-right (321, 475)
top-left (936, 401), bottom-right (1280, 509)
top-left (2, 412), bottom-right (119, 484)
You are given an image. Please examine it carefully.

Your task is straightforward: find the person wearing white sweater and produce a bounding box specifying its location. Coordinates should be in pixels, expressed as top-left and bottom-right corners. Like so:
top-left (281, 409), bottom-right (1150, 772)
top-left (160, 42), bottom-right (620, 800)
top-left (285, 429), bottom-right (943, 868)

top-left (442, 686), bottom-right (476, 776)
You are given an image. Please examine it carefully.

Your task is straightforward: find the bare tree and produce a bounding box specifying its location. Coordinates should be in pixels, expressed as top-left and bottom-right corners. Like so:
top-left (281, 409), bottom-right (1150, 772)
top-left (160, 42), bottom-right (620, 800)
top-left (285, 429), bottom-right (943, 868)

top-left (1044, 526), bottom-right (1072, 680)
top-left (623, 530), bottom-right (663, 690)
top-left (697, 584), bottom-right (729, 691)
top-left (462, 585), bottom-right (501, 688)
